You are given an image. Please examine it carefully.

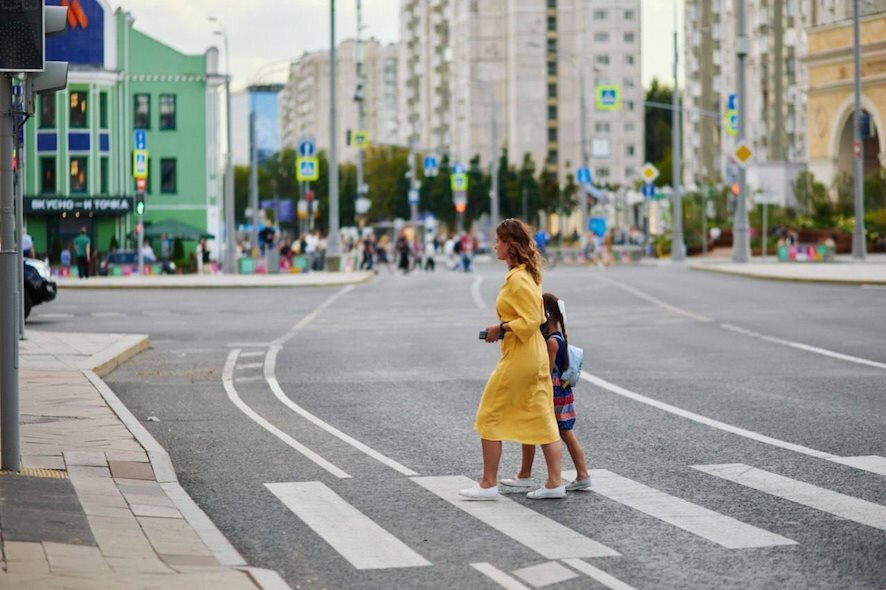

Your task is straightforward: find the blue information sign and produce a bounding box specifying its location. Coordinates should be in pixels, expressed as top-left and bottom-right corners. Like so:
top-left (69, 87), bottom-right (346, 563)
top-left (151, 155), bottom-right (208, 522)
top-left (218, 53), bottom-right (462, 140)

top-left (642, 183), bottom-right (655, 198)
top-left (452, 163), bottom-right (466, 175)
top-left (298, 138), bottom-right (316, 157)
top-left (134, 129), bottom-right (147, 150)
top-left (576, 167), bottom-right (591, 184)
top-left (423, 155), bottom-right (438, 173)
top-left (727, 93), bottom-right (737, 111)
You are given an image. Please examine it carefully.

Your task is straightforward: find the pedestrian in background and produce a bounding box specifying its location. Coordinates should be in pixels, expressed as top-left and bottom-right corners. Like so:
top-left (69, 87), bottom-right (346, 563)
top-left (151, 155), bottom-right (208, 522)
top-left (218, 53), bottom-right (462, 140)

top-left (501, 292), bottom-right (591, 491)
top-left (460, 218), bottom-right (564, 501)
top-left (22, 230), bottom-right (34, 258)
top-left (60, 247), bottom-right (72, 277)
top-left (73, 227), bottom-right (90, 279)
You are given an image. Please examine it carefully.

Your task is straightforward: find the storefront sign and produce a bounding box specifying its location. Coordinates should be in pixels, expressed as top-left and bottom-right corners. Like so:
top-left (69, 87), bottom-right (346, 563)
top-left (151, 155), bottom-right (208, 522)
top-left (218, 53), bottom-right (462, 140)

top-left (25, 196), bottom-right (134, 215)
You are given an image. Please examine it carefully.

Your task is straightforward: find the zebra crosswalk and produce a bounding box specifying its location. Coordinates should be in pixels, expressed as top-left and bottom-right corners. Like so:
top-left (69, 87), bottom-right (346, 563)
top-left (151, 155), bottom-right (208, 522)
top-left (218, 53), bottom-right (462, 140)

top-left (264, 462), bottom-right (885, 585)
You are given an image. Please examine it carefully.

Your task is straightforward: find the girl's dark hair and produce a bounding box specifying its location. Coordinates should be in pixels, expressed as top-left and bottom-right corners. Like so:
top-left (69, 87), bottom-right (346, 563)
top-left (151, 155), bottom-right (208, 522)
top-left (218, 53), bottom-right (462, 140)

top-left (542, 292), bottom-right (568, 372)
top-left (496, 218), bottom-right (543, 284)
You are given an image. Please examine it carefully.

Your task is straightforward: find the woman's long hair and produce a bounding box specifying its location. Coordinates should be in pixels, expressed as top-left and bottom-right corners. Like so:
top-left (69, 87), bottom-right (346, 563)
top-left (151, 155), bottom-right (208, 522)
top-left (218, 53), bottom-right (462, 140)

top-left (497, 218), bottom-right (543, 285)
top-left (542, 292), bottom-right (569, 371)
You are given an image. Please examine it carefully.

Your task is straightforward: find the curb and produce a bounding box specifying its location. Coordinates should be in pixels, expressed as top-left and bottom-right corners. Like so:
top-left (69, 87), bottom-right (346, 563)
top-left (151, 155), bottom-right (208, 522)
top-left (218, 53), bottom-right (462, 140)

top-left (82, 349), bottom-right (291, 589)
top-left (689, 263), bottom-right (886, 285)
top-left (56, 272), bottom-right (374, 290)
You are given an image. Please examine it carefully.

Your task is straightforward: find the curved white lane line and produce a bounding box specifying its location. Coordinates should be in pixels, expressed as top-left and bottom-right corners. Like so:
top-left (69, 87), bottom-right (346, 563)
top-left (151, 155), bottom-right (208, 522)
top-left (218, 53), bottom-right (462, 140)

top-left (265, 346), bottom-right (418, 476)
top-left (472, 276), bottom-right (486, 309)
top-left (272, 285), bottom-right (356, 348)
top-left (222, 349), bottom-right (350, 479)
top-left (594, 275), bottom-right (713, 323)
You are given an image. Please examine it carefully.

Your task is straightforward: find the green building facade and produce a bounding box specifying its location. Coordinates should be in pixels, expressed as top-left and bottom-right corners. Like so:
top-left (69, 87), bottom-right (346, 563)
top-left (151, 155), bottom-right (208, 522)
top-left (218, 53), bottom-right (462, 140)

top-left (23, 0), bottom-right (223, 265)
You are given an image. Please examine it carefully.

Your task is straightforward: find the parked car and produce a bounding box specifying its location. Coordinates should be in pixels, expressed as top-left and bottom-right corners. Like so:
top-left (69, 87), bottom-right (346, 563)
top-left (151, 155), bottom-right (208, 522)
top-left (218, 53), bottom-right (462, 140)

top-left (24, 258), bottom-right (57, 319)
top-left (98, 250), bottom-right (176, 276)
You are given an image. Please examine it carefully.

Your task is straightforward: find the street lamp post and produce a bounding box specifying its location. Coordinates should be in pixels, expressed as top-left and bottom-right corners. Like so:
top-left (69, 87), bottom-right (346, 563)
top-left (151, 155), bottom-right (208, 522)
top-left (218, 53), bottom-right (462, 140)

top-left (852, 0), bottom-right (866, 260)
top-left (326, 0), bottom-right (342, 270)
top-left (671, 0), bottom-right (686, 261)
top-left (732, 1), bottom-right (751, 262)
top-left (210, 18), bottom-right (237, 274)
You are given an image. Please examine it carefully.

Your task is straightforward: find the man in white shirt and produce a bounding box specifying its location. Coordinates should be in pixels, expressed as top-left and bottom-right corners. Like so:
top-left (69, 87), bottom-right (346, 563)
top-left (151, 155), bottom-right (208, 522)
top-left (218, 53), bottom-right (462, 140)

top-left (22, 232), bottom-right (33, 258)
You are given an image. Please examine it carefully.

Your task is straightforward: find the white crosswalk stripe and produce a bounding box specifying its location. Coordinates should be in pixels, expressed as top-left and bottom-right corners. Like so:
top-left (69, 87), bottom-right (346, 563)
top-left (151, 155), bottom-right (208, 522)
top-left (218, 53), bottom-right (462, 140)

top-left (412, 475), bottom-right (619, 559)
top-left (693, 464), bottom-right (886, 532)
top-left (265, 481), bottom-right (431, 570)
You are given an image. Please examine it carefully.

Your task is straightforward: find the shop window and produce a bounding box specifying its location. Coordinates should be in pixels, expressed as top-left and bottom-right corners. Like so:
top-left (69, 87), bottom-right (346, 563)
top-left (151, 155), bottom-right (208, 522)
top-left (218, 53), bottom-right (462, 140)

top-left (100, 157), bottom-right (109, 195)
top-left (160, 95), bottom-right (176, 130)
top-left (160, 158), bottom-right (177, 194)
top-left (69, 91), bottom-right (87, 129)
top-left (40, 94), bottom-right (55, 128)
top-left (70, 157), bottom-right (88, 194)
top-left (40, 157), bottom-right (56, 193)
top-left (134, 94), bottom-right (150, 129)
top-left (99, 92), bottom-right (108, 129)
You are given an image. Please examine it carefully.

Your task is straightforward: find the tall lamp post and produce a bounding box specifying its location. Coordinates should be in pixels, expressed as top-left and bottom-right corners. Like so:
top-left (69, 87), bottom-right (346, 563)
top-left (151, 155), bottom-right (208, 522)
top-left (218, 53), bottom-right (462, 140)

top-left (209, 17), bottom-right (237, 274)
top-left (326, 0), bottom-right (342, 270)
top-left (852, 0), bottom-right (866, 260)
top-left (671, 0), bottom-right (686, 261)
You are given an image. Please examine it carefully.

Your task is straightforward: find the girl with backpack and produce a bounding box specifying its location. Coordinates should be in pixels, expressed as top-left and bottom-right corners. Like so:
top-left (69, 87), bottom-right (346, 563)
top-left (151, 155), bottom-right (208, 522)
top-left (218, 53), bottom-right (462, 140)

top-left (501, 292), bottom-right (591, 491)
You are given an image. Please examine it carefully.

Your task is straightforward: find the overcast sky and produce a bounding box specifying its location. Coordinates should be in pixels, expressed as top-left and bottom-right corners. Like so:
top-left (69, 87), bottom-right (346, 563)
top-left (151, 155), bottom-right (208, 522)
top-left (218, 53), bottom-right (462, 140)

top-left (108, 0), bottom-right (683, 91)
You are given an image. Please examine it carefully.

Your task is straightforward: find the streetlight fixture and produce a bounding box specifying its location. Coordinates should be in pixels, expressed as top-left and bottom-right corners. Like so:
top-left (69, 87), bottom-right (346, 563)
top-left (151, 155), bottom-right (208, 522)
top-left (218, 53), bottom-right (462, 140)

top-left (209, 16), bottom-right (237, 274)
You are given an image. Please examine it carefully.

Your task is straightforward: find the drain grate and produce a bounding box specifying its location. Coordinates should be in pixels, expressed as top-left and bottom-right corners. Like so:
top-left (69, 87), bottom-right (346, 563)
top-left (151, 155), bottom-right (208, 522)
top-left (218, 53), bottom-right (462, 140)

top-left (0, 467), bottom-right (68, 479)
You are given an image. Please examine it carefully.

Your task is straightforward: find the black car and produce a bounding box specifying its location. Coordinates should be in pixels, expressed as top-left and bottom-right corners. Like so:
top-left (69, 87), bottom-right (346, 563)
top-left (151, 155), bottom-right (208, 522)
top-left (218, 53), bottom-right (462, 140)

top-left (24, 258), bottom-right (57, 319)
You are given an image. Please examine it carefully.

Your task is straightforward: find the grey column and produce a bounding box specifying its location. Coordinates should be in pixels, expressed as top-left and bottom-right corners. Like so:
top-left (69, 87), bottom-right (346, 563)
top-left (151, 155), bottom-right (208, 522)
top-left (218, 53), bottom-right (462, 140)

top-left (852, 0), bottom-right (866, 260)
top-left (326, 0), bottom-right (342, 268)
top-left (732, 0), bottom-right (751, 263)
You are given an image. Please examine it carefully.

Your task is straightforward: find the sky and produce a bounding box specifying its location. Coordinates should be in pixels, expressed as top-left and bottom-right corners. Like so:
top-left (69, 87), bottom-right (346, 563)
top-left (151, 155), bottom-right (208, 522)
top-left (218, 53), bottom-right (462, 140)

top-left (108, 0), bottom-right (683, 92)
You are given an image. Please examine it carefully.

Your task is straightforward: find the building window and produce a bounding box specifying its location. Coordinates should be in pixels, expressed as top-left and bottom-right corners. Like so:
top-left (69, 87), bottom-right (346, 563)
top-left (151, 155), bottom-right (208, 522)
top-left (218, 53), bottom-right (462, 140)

top-left (592, 138), bottom-right (610, 158)
top-left (594, 122), bottom-right (610, 133)
top-left (624, 78), bottom-right (635, 88)
top-left (547, 149), bottom-right (558, 163)
top-left (547, 0), bottom-right (556, 7)
top-left (134, 94), bottom-right (150, 129)
top-left (159, 95), bottom-right (176, 130)
top-left (160, 158), bottom-right (177, 193)
top-left (40, 157), bottom-right (55, 193)
top-left (626, 167), bottom-right (636, 178)
top-left (547, 61), bottom-right (557, 75)
top-left (547, 16), bottom-right (556, 31)
top-left (547, 38), bottom-right (556, 53)
top-left (548, 105), bottom-right (557, 120)
top-left (626, 144), bottom-right (635, 156)
top-left (593, 9), bottom-right (607, 20)
top-left (100, 157), bottom-right (109, 194)
top-left (548, 83), bottom-right (557, 98)
top-left (625, 55), bottom-right (635, 65)
top-left (548, 128), bottom-right (557, 142)
top-left (595, 55), bottom-right (609, 66)
top-left (624, 32), bottom-right (635, 43)
top-left (69, 91), bottom-right (87, 128)
top-left (99, 92), bottom-right (108, 128)
top-left (595, 167), bottom-right (610, 179)
top-left (625, 121), bottom-right (635, 132)
top-left (594, 32), bottom-right (609, 42)
top-left (626, 100), bottom-right (635, 111)
top-left (40, 94), bottom-right (55, 128)
top-left (624, 10), bottom-right (635, 20)
top-left (70, 157), bottom-right (88, 194)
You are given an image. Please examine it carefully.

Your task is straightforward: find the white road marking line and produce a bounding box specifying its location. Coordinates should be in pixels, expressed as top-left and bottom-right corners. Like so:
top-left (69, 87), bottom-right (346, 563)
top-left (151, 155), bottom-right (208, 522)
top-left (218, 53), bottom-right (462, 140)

top-left (272, 285), bottom-right (355, 347)
top-left (91, 311), bottom-right (124, 318)
top-left (830, 455), bottom-right (886, 476)
top-left (265, 346), bottom-right (418, 476)
top-left (35, 313), bottom-right (74, 319)
top-left (471, 276), bottom-right (486, 309)
top-left (239, 351), bottom-right (265, 358)
top-left (412, 475), bottom-right (619, 559)
top-left (222, 350), bottom-right (350, 479)
top-left (561, 559), bottom-right (637, 590)
top-left (584, 469), bottom-right (795, 548)
top-left (860, 285), bottom-right (886, 290)
top-left (470, 563), bottom-right (531, 590)
top-left (227, 342), bottom-right (273, 348)
top-left (693, 464), bottom-right (886, 531)
top-left (265, 481), bottom-right (430, 570)
top-left (512, 561), bottom-right (579, 587)
top-left (721, 323), bottom-right (886, 370)
top-left (238, 362), bottom-right (264, 370)
top-left (234, 376), bottom-right (264, 384)
top-left (593, 275), bottom-right (713, 322)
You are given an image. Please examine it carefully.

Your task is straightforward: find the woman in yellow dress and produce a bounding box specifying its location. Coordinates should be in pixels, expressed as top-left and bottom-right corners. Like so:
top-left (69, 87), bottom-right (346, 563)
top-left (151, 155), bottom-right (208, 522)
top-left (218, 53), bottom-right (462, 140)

top-left (459, 219), bottom-right (565, 500)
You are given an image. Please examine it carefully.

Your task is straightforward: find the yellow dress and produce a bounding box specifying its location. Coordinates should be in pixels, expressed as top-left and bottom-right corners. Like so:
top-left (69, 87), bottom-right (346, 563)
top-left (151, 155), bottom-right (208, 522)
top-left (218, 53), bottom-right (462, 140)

top-left (474, 264), bottom-right (560, 445)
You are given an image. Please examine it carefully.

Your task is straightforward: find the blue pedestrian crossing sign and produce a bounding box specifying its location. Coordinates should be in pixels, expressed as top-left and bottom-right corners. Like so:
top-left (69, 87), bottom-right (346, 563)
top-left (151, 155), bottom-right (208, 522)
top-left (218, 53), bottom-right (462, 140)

top-left (726, 111), bottom-right (739, 136)
top-left (451, 172), bottom-right (468, 192)
top-left (423, 154), bottom-right (439, 176)
top-left (133, 150), bottom-right (148, 179)
top-left (298, 138), bottom-right (316, 158)
top-left (576, 167), bottom-right (592, 184)
top-left (134, 129), bottom-right (147, 150)
top-left (595, 85), bottom-right (622, 111)
top-left (642, 183), bottom-right (655, 198)
top-left (353, 131), bottom-right (369, 149)
top-left (296, 157), bottom-right (320, 181)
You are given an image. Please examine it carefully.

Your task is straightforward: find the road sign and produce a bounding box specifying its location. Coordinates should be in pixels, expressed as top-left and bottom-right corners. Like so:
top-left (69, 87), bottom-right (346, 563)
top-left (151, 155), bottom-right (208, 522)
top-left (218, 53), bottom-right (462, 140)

top-left (589, 217), bottom-right (607, 236)
top-left (734, 142), bottom-right (753, 167)
top-left (595, 85), bottom-right (621, 111)
top-left (353, 131), bottom-right (369, 149)
top-left (726, 111), bottom-right (739, 136)
top-left (642, 183), bottom-right (655, 198)
top-left (640, 162), bottom-right (660, 183)
top-left (134, 129), bottom-right (147, 150)
top-left (297, 157), bottom-right (320, 181)
top-left (408, 188), bottom-right (419, 205)
top-left (452, 162), bottom-right (466, 175)
top-left (133, 149), bottom-right (148, 179)
top-left (298, 138), bottom-right (316, 157)
top-left (727, 93), bottom-right (737, 111)
top-left (423, 154), bottom-right (439, 176)
top-left (576, 167), bottom-right (591, 184)
top-left (451, 172), bottom-right (468, 191)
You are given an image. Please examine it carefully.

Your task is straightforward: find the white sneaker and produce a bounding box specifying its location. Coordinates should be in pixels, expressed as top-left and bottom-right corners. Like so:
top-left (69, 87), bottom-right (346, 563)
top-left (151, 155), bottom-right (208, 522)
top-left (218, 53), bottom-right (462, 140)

top-left (500, 477), bottom-right (534, 487)
top-left (566, 477), bottom-right (592, 491)
top-left (458, 484), bottom-right (499, 500)
top-left (527, 484), bottom-right (566, 500)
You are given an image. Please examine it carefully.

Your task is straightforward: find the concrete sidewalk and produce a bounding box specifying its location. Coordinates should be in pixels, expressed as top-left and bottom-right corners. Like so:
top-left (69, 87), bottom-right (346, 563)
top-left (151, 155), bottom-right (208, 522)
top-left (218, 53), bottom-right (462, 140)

top-left (0, 331), bottom-right (289, 589)
top-left (689, 255), bottom-right (886, 285)
top-left (56, 271), bottom-right (373, 290)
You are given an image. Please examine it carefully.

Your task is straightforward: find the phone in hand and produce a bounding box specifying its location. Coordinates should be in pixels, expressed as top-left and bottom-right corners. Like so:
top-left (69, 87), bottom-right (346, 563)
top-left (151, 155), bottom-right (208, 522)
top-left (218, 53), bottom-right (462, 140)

top-left (479, 330), bottom-right (488, 340)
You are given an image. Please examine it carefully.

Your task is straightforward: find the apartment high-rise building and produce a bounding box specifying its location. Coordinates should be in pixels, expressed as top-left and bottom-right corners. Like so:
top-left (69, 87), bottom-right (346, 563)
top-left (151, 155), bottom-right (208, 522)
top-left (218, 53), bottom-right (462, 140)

top-left (280, 39), bottom-right (399, 160)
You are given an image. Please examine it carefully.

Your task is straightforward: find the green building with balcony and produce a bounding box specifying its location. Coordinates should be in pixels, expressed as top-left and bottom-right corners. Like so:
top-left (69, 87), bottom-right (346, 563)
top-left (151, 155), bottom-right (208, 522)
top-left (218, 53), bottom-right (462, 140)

top-left (22, 0), bottom-right (223, 267)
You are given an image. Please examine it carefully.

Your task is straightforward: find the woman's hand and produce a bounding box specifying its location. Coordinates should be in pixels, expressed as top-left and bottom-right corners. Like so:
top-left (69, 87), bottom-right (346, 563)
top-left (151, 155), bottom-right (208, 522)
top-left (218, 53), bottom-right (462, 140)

top-left (485, 323), bottom-right (501, 343)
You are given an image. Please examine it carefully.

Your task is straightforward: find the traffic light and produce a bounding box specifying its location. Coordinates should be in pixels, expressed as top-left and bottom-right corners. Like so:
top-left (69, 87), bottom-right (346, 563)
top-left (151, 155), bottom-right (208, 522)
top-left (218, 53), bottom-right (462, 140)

top-left (731, 183), bottom-right (740, 196)
top-left (135, 193), bottom-right (146, 215)
top-left (0, 1), bottom-right (44, 72)
top-left (32, 6), bottom-right (69, 94)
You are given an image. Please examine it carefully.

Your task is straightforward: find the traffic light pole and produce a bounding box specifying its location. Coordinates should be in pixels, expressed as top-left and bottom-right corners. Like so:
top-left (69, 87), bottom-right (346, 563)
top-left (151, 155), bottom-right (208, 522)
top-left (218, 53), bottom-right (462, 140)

top-left (326, 0), bottom-right (342, 270)
top-left (852, 0), bottom-right (866, 260)
top-left (1, 74), bottom-right (22, 472)
top-left (671, 6), bottom-right (686, 262)
top-left (732, 0), bottom-right (751, 263)
top-left (137, 192), bottom-right (144, 276)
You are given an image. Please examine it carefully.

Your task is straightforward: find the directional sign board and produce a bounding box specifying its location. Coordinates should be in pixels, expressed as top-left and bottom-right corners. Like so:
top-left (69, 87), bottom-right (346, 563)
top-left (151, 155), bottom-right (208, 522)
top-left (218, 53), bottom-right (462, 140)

top-left (734, 142), bottom-right (753, 168)
top-left (640, 162), bottom-right (660, 184)
top-left (642, 183), bottom-right (655, 198)
top-left (133, 150), bottom-right (148, 179)
top-left (353, 131), bottom-right (369, 149)
top-left (134, 129), bottom-right (147, 150)
top-left (298, 138), bottom-right (316, 158)
top-left (423, 154), bottom-right (439, 176)
top-left (576, 167), bottom-right (591, 184)
top-left (296, 156), bottom-right (320, 181)
top-left (451, 172), bottom-right (468, 192)
top-left (595, 85), bottom-right (622, 111)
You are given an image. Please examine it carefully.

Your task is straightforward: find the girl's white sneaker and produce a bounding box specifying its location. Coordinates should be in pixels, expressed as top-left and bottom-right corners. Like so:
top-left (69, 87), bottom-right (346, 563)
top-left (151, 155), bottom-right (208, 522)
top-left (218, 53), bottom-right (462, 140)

top-left (566, 477), bottom-right (592, 491)
top-left (458, 484), bottom-right (499, 500)
top-left (500, 477), bottom-right (534, 487)
top-left (527, 484), bottom-right (566, 500)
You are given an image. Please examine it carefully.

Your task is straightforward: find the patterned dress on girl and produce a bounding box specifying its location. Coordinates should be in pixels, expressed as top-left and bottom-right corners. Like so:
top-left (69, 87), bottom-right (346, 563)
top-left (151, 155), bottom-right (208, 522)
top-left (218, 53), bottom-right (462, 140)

top-left (549, 331), bottom-right (576, 430)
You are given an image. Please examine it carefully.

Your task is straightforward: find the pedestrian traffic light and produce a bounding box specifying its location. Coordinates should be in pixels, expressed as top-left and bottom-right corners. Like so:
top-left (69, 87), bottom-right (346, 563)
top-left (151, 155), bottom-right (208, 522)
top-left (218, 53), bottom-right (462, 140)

top-left (135, 193), bottom-right (146, 215)
top-left (731, 183), bottom-right (740, 196)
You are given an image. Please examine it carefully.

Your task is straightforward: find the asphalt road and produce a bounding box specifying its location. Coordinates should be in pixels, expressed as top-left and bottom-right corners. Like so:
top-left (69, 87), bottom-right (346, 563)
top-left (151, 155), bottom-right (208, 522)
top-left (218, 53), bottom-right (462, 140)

top-left (30, 262), bottom-right (886, 589)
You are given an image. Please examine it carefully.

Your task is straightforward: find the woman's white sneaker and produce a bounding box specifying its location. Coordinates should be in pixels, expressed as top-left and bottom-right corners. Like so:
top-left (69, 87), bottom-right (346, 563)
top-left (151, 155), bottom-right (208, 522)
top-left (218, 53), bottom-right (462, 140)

top-left (500, 477), bottom-right (534, 487)
top-left (458, 484), bottom-right (499, 500)
top-left (527, 484), bottom-right (566, 500)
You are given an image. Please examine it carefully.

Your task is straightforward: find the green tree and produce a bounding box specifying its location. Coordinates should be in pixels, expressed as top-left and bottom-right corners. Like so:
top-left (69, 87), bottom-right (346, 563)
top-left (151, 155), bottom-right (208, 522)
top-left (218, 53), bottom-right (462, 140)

top-left (420, 155), bottom-right (455, 229)
top-left (645, 78), bottom-right (674, 187)
top-left (466, 154), bottom-right (490, 225)
top-left (363, 145), bottom-right (410, 220)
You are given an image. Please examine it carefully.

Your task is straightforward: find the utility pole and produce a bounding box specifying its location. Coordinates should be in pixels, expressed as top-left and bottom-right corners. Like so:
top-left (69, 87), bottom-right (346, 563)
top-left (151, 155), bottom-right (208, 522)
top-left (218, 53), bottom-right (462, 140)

top-left (210, 21), bottom-right (237, 274)
top-left (1, 75), bottom-right (21, 472)
top-left (733, 0), bottom-right (751, 263)
top-left (326, 0), bottom-right (342, 270)
top-left (579, 66), bottom-right (589, 252)
top-left (671, 1), bottom-right (685, 261)
top-left (852, 0), bottom-right (866, 260)
top-left (355, 0), bottom-right (367, 220)
top-left (249, 108), bottom-right (259, 258)
top-left (490, 92), bottom-right (499, 243)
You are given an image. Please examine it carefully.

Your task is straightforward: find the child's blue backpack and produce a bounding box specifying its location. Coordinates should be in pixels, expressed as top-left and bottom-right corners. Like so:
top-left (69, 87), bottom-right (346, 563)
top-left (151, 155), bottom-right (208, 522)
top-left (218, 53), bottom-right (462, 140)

top-left (552, 334), bottom-right (583, 387)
